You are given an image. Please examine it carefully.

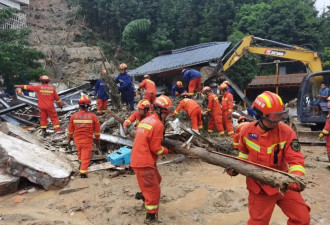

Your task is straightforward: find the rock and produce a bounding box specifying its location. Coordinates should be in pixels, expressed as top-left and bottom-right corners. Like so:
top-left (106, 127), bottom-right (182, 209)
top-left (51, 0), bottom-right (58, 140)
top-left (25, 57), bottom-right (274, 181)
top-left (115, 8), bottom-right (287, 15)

top-left (0, 132), bottom-right (73, 190)
top-left (0, 170), bottom-right (19, 196)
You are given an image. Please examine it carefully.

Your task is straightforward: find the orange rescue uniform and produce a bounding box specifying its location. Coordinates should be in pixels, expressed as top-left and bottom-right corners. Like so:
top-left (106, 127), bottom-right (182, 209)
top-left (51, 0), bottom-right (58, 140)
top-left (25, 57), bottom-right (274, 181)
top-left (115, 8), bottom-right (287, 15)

top-left (130, 114), bottom-right (171, 214)
top-left (238, 121), bottom-right (310, 225)
top-left (18, 84), bottom-right (62, 131)
top-left (123, 111), bottom-right (152, 127)
top-left (206, 93), bottom-right (224, 136)
top-left (221, 91), bottom-right (234, 137)
top-left (139, 79), bottom-right (157, 104)
top-left (233, 122), bottom-right (249, 149)
top-left (173, 98), bottom-right (203, 131)
top-left (188, 77), bottom-right (201, 96)
top-left (320, 113), bottom-right (330, 162)
top-left (68, 110), bottom-right (100, 174)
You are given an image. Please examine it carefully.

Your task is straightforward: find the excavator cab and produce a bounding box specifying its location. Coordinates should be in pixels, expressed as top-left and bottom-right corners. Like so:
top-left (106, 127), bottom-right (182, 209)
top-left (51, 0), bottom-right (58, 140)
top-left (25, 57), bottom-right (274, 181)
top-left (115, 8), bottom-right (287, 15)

top-left (298, 70), bottom-right (330, 126)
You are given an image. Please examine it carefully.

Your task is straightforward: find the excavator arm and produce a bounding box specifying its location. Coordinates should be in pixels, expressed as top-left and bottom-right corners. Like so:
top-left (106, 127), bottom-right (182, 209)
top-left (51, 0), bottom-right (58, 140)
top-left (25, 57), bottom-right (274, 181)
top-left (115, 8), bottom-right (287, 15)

top-left (221, 35), bottom-right (322, 74)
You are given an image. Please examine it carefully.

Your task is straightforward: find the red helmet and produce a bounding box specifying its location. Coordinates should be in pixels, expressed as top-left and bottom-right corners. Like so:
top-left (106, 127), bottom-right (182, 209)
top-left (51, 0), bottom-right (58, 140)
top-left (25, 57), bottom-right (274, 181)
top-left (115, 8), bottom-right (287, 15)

top-left (144, 74), bottom-right (150, 79)
top-left (252, 91), bottom-right (287, 122)
top-left (119, 63), bottom-right (127, 70)
top-left (137, 99), bottom-right (150, 110)
top-left (202, 86), bottom-right (212, 94)
top-left (78, 95), bottom-right (91, 107)
top-left (39, 75), bottom-right (50, 83)
top-left (219, 83), bottom-right (228, 90)
top-left (176, 81), bottom-right (183, 87)
top-left (181, 69), bottom-right (186, 74)
top-left (154, 95), bottom-right (174, 113)
top-left (238, 116), bottom-right (247, 123)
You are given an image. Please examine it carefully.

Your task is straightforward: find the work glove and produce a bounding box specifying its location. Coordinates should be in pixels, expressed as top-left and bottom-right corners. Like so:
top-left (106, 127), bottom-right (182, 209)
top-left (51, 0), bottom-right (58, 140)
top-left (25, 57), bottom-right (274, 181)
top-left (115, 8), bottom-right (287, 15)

top-left (288, 182), bottom-right (302, 192)
top-left (318, 133), bottom-right (324, 141)
top-left (226, 168), bottom-right (238, 176)
top-left (227, 114), bottom-right (232, 119)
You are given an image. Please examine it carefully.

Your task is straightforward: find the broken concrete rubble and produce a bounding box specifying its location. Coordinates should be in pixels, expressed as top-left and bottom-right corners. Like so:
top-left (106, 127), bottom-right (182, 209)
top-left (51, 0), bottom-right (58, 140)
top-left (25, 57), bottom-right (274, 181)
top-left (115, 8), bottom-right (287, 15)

top-left (0, 132), bottom-right (73, 190)
top-left (0, 169), bottom-right (19, 196)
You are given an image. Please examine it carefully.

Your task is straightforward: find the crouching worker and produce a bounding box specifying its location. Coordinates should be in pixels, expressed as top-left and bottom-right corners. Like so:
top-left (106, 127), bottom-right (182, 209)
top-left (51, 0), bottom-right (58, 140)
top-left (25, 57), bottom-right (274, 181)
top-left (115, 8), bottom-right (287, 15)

top-left (68, 96), bottom-right (101, 178)
top-left (123, 99), bottom-right (152, 132)
top-left (130, 95), bottom-right (175, 224)
top-left (227, 91), bottom-right (310, 225)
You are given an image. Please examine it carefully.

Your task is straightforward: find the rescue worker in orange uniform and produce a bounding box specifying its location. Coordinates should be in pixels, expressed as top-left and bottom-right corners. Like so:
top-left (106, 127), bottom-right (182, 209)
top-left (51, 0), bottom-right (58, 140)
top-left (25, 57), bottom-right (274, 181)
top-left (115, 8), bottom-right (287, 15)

top-left (138, 74), bottom-right (157, 104)
top-left (130, 95), bottom-right (175, 224)
top-left (227, 91), bottom-right (310, 225)
top-left (233, 116), bottom-right (249, 150)
top-left (219, 83), bottom-right (234, 137)
top-left (173, 93), bottom-right (203, 132)
top-left (123, 99), bottom-right (152, 132)
top-left (182, 69), bottom-right (202, 97)
top-left (202, 86), bottom-right (225, 136)
top-left (67, 96), bottom-right (101, 178)
top-left (15, 75), bottom-right (62, 136)
top-left (318, 96), bottom-right (330, 168)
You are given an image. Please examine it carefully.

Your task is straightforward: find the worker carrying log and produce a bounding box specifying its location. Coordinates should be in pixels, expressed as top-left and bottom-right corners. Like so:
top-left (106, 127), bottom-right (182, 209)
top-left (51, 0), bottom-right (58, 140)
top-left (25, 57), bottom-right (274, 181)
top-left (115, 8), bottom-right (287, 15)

top-left (228, 91), bottom-right (310, 225)
top-left (130, 95), bottom-right (175, 224)
top-left (173, 92), bottom-right (203, 133)
top-left (201, 86), bottom-right (225, 136)
top-left (123, 99), bottom-right (152, 132)
top-left (94, 70), bottom-right (110, 115)
top-left (171, 81), bottom-right (186, 99)
top-left (318, 96), bottom-right (330, 168)
top-left (115, 63), bottom-right (135, 111)
top-left (67, 95), bottom-right (101, 178)
top-left (182, 69), bottom-right (201, 97)
top-left (233, 116), bottom-right (249, 150)
top-left (138, 74), bottom-right (157, 105)
top-left (15, 75), bottom-right (62, 137)
top-left (219, 82), bottom-right (234, 138)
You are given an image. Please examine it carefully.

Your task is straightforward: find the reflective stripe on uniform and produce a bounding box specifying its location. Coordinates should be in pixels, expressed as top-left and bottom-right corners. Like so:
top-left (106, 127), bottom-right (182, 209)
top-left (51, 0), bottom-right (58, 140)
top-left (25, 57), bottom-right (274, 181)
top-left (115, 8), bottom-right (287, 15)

top-left (73, 120), bottom-right (93, 123)
top-left (233, 142), bottom-right (239, 146)
top-left (94, 133), bottom-right (100, 135)
top-left (289, 165), bottom-right (306, 174)
top-left (145, 204), bottom-right (158, 210)
top-left (239, 152), bottom-right (249, 159)
top-left (53, 125), bottom-right (60, 128)
top-left (228, 109), bottom-right (232, 112)
top-left (80, 169), bottom-right (88, 173)
top-left (228, 131), bottom-right (234, 135)
top-left (68, 131), bottom-right (73, 134)
top-left (208, 129), bottom-right (213, 133)
top-left (207, 108), bottom-right (211, 111)
top-left (189, 92), bottom-right (194, 96)
top-left (244, 137), bottom-right (260, 152)
top-left (214, 96), bottom-right (218, 100)
top-left (267, 141), bottom-right (286, 154)
top-left (125, 119), bottom-right (132, 125)
top-left (279, 141), bottom-right (286, 149)
top-left (219, 131), bottom-right (225, 135)
top-left (138, 123), bottom-right (152, 130)
top-left (198, 125), bottom-right (203, 129)
top-left (56, 99), bottom-right (62, 103)
top-left (40, 90), bottom-right (54, 93)
top-left (40, 126), bottom-right (47, 128)
top-left (322, 129), bottom-right (329, 135)
top-left (173, 110), bottom-right (179, 115)
top-left (156, 146), bottom-right (164, 155)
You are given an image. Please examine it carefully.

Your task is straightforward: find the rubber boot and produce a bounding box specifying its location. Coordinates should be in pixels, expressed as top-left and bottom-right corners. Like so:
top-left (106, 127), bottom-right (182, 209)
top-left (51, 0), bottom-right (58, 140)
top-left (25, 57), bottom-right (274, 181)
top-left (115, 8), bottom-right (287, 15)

top-left (144, 213), bottom-right (159, 224)
top-left (80, 173), bottom-right (88, 178)
top-left (135, 192), bottom-right (145, 202)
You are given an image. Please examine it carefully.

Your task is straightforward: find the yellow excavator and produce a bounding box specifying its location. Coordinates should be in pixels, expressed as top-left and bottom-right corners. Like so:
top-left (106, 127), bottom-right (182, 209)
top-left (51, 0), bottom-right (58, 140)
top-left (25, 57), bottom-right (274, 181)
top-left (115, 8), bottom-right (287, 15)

top-left (219, 35), bottom-right (330, 142)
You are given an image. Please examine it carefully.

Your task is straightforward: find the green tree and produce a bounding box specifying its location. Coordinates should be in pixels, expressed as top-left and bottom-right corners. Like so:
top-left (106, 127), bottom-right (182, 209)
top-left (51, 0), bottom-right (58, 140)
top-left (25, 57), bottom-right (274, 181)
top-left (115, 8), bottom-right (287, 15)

top-left (0, 9), bottom-right (45, 90)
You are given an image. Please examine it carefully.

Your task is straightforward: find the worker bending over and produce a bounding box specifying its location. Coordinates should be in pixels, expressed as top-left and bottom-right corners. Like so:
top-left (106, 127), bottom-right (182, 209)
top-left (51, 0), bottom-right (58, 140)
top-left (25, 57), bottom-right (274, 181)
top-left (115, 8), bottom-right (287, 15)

top-left (318, 96), bottom-right (330, 168)
top-left (219, 82), bottom-right (234, 137)
top-left (68, 96), bottom-right (100, 178)
top-left (228, 91), bottom-right (310, 225)
top-left (123, 99), bottom-right (152, 132)
top-left (173, 93), bottom-right (203, 133)
top-left (202, 86), bottom-right (225, 136)
top-left (130, 95), bottom-right (175, 224)
top-left (171, 81), bottom-right (186, 99)
top-left (15, 75), bottom-right (62, 136)
top-left (138, 74), bottom-right (157, 105)
top-left (182, 69), bottom-right (201, 97)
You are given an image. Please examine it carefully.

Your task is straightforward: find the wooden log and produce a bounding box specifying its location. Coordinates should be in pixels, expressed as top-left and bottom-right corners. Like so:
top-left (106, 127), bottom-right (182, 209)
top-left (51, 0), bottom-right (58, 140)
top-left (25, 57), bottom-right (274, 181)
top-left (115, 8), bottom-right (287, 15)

top-left (162, 138), bottom-right (305, 192)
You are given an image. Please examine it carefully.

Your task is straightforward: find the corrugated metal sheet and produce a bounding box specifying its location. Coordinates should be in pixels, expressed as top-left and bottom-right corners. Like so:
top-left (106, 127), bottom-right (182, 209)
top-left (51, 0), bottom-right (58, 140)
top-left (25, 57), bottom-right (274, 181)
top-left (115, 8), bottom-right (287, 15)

top-left (128, 42), bottom-right (231, 76)
top-left (248, 73), bottom-right (306, 87)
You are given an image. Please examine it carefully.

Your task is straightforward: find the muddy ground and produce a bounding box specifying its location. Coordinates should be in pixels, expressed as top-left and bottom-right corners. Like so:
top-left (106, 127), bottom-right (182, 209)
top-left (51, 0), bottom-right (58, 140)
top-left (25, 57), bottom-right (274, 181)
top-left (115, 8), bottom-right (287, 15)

top-left (0, 145), bottom-right (329, 225)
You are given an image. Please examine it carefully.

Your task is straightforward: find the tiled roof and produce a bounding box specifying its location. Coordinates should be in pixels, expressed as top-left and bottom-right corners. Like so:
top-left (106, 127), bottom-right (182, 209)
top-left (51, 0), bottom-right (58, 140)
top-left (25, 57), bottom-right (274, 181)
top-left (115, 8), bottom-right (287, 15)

top-left (128, 42), bottom-right (231, 76)
top-left (248, 73), bottom-right (307, 87)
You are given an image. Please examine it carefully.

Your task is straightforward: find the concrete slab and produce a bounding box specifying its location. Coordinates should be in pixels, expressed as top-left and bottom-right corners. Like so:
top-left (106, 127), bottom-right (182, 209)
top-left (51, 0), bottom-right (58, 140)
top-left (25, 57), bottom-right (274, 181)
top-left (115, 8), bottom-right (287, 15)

top-left (0, 122), bottom-right (46, 148)
top-left (0, 169), bottom-right (19, 196)
top-left (0, 132), bottom-right (72, 190)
